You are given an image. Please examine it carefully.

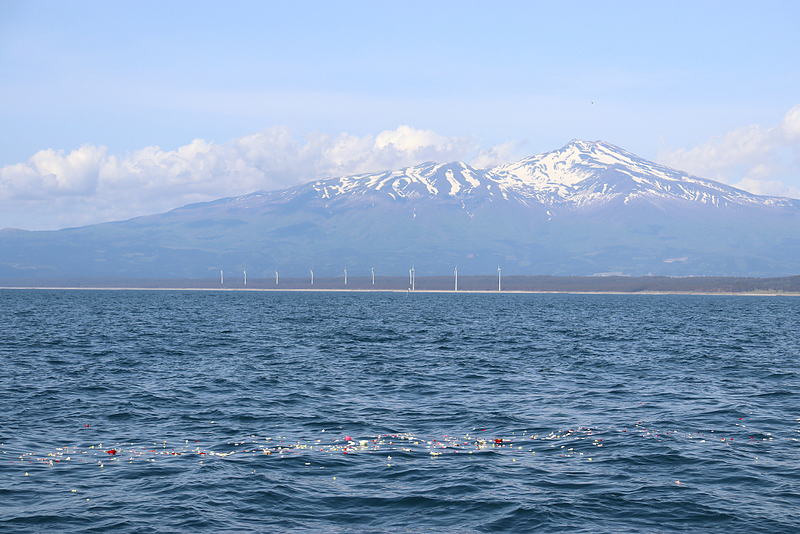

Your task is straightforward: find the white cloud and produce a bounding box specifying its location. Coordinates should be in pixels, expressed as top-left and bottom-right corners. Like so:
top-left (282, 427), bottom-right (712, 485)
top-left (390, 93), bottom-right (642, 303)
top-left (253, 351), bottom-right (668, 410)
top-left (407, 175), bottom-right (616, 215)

top-left (0, 126), bottom-right (518, 230)
top-left (471, 140), bottom-right (527, 169)
top-left (657, 104), bottom-right (800, 199)
top-left (1, 144), bottom-right (106, 199)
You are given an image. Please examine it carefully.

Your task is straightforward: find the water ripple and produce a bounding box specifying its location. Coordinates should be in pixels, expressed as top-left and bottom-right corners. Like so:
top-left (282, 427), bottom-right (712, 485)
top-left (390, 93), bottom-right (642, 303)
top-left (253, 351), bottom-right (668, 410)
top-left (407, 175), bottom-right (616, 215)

top-left (1, 290), bottom-right (799, 532)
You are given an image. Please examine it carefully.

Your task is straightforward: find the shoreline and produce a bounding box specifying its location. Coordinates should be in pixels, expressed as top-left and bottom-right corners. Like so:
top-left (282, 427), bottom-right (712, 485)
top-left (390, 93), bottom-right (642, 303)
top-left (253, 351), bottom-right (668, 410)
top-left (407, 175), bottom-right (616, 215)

top-left (2, 286), bottom-right (798, 296)
top-left (2, 274), bottom-right (799, 295)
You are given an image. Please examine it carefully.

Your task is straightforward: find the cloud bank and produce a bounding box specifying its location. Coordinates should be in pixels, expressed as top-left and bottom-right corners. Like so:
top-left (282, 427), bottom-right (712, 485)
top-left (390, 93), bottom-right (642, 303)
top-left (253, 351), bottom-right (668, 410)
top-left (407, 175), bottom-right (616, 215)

top-left (657, 105), bottom-right (800, 199)
top-left (1, 126), bottom-right (520, 230)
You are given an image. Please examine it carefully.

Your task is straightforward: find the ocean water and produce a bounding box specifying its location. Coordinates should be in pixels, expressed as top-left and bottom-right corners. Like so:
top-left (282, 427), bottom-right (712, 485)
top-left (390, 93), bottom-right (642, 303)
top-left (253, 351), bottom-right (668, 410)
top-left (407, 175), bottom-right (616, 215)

top-left (1, 289), bottom-right (799, 533)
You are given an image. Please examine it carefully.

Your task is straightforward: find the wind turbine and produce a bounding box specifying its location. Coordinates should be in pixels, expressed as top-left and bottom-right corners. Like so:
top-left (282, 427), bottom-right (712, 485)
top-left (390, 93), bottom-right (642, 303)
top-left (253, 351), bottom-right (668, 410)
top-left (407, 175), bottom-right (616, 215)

top-left (498, 266), bottom-right (502, 291)
top-left (220, 270), bottom-right (223, 284)
top-left (412, 266), bottom-right (415, 291)
top-left (244, 271), bottom-right (246, 285)
top-left (310, 269), bottom-right (314, 285)
top-left (275, 271), bottom-right (279, 285)
top-left (371, 267), bottom-right (375, 285)
top-left (454, 266), bottom-right (458, 291)
top-left (344, 268), bottom-right (347, 285)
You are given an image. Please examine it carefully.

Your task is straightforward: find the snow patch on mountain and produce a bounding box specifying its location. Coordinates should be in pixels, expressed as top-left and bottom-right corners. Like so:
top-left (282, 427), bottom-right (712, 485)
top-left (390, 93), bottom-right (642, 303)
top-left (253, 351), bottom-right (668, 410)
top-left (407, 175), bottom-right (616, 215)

top-left (260, 139), bottom-right (798, 212)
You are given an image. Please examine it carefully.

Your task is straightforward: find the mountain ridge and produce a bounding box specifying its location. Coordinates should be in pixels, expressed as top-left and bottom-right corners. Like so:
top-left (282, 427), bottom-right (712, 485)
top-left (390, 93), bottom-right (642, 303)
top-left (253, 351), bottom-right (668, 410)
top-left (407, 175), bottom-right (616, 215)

top-left (191, 139), bottom-right (796, 216)
top-left (2, 139), bottom-right (799, 279)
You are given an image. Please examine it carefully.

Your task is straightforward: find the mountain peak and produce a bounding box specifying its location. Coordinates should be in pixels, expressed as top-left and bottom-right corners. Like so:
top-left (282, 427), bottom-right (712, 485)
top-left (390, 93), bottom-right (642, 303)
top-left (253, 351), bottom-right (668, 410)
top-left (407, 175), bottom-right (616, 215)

top-left (564, 138), bottom-right (599, 150)
top-left (558, 139), bottom-right (638, 163)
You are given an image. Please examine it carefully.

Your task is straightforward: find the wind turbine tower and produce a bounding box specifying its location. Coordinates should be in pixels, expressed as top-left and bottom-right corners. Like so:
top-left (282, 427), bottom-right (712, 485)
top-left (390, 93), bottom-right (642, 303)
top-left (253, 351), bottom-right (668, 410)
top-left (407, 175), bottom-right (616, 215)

top-left (344, 268), bottom-right (347, 285)
top-left (220, 270), bottom-right (223, 284)
top-left (275, 271), bottom-right (279, 285)
top-left (454, 266), bottom-right (458, 291)
top-left (244, 271), bottom-right (246, 285)
top-left (372, 267), bottom-right (375, 285)
top-left (310, 269), bottom-right (314, 285)
top-left (498, 266), bottom-right (502, 291)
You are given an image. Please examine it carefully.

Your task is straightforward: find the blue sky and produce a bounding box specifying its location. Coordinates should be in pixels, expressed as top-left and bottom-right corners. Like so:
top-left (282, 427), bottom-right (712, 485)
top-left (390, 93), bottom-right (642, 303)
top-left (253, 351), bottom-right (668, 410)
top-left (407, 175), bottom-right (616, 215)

top-left (2, 1), bottom-right (800, 229)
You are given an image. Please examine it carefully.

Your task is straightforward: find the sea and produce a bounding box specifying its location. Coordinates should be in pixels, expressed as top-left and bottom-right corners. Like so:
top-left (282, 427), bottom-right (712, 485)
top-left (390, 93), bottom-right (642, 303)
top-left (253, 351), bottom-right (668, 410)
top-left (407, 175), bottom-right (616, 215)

top-left (1, 289), bottom-right (798, 533)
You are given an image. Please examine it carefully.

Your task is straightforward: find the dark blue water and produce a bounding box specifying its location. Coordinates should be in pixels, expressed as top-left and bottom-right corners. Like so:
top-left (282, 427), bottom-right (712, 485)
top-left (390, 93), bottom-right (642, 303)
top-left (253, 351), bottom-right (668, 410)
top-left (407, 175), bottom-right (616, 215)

top-left (1, 290), bottom-right (799, 533)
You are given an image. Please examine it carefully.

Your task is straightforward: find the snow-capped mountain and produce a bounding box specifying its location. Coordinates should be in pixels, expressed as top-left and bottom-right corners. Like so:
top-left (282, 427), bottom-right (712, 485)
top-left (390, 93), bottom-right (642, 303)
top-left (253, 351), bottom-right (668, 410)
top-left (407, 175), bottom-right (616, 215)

top-left (3, 140), bottom-right (800, 279)
top-left (488, 140), bottom-right (794, 209)
top-left (244, 139), bottom-right (795, 212)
